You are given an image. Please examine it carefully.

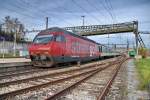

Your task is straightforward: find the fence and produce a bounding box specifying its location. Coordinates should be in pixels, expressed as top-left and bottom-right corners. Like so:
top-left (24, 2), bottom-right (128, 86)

top-left (0, 41), bottom-right (30, 58)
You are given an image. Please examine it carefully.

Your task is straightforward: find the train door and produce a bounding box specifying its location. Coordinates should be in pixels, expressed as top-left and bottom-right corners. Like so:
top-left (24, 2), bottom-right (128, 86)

top-left (60, 35), bottom-right (66, 62)
top-left (54, 34), bottom-right (66, 63)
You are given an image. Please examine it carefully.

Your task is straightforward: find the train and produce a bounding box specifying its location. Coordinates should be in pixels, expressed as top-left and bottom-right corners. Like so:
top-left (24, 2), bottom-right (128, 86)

top-left (28, 27), bottom-right (118, 67)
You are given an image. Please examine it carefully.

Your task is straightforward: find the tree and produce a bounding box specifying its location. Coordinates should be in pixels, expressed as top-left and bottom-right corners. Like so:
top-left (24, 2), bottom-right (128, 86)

top-left (0, 16), bottom-right (25, 41)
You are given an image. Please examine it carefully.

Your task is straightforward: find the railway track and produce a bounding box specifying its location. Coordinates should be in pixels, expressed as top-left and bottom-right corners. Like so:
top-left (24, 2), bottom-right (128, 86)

top-left (45, 57), bottom-right (126, 100)
top-left (0, 62), bottom-right (106, 87)
top-left (0, 65), bottom-right (33, 73)
top-left (97, 59), bottom-right (126, 100)
top-left (0, 62), bottom-right (73, 77)
top-left (0, 68), bottom-right (48, 80)
top-left (0, 57), bottom-right (117, 79)
top-left (0, 64), bottom-right (74, 81)
top-left (0, 58), bottom-right (118, 83)
top-left (0, 56), bottom-right (125, 100)
top-left (0, 61), bottom-right (111, 95)
top-left (0, 63), bottom-right (33, 71)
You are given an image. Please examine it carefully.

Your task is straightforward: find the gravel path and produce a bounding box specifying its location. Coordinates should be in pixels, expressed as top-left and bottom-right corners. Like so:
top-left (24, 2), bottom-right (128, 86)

top-left (106, 58), bottom-right (128, 100)
top-left (127, 59), bottom-right (149, 100)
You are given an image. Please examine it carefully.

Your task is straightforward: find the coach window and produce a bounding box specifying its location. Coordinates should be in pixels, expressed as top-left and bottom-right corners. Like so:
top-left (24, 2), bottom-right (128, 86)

top-left (55, 35), bottom-right (66, 42)
top-left (55, 35), bottom-right (61, 42)
top-left (61, 35), bottom-right (66, 42)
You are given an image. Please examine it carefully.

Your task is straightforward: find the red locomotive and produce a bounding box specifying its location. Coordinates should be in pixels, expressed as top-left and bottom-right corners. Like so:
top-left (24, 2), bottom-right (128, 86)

top-left (28, 27), bottom-right (100, 67)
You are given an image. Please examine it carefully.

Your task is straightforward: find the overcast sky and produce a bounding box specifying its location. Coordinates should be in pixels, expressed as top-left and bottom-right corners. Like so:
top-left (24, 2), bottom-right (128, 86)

top-left (0, 0), bottom-right (150, 47)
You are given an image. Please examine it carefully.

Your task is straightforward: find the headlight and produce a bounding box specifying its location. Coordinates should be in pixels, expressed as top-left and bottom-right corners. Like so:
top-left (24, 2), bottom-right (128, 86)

top-left (44, 51), bottom-right (49, 55)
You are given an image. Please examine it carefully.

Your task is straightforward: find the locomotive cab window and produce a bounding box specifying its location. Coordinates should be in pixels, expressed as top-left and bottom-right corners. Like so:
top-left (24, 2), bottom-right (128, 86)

top-left (33, 34), bottom-right (53, 44)
top-left (55, 35), bottom-right (66, 42)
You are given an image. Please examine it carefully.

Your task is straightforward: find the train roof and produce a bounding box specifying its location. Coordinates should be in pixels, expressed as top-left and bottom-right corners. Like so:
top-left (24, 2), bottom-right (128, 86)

top-left (39, 27), bottom-right (98, 44)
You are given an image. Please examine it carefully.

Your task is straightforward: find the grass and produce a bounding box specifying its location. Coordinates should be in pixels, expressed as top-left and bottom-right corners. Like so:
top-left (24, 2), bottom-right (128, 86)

top-left (0, 52), bottom-right (20, 58)
top-left (135, 58), bottom-right (150, 90)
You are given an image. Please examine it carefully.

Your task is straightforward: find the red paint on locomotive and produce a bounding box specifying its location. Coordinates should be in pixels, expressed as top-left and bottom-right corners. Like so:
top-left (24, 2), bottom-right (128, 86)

top-left (28, 27), bottom-right (100, 67)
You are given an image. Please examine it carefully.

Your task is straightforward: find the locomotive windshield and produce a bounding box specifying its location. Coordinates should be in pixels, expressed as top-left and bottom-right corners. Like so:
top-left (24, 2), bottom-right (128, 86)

top-left (33, 34), bottom-right (53, 44)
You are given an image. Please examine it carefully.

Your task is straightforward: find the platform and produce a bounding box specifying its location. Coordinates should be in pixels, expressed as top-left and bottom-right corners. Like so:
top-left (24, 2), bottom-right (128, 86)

top-left (0, 58), bottom-right (31, 64)
top-left (0, 58), bottom-right (31, 67)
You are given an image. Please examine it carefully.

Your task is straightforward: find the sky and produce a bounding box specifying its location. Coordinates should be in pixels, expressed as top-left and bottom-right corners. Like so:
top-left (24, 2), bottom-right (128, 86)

top-left (0, 0), bottom-right (150, 48)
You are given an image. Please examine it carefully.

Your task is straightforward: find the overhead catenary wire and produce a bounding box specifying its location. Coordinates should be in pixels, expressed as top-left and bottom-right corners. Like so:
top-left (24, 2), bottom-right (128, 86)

top-left (105, 0), bottom-right (117, 23)
top-left (16, 0), bottom-right (66, 27)
top-left (85, 0), bottom-right (106, 23)
top-left (2, 5), bottom-right (43, 24)
top-left (139, 21), bottom-right (150, 24)
top-left (71, 0), bottom-right (102, 24)
top-left (96, 0), bottom-right (117, 46)
top-left (53, 0), bottom-right (91, 26)
top-left (15, 0), bottom-right (58, 25)
top-left (3, 0), bottom-right (74, 28)
top-left (1, 2), bottom-right (45, 29)
top-left (5, 0), bottom-right (44, 21)
top-left (96, 0), bottom-right (115, 24)
top-left (19, 0), bottom-right (74, 27)
top-left (104, 0), bottom-right (122, 45)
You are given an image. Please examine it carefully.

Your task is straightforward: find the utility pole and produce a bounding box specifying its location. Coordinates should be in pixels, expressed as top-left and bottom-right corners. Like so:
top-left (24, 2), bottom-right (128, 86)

top-left (2, 37), bottom-right (5, 60)
top-left (133, 21), bottom-right (138, 55)
top-left (81, 15), bottom-right (85, 27)
top-left (46, 17), bottom-right (48, 29)
top-left (81, 15), bottom-right (85, 35)
top-left (127, 39), bottom-right (129, 51)
top-left (13, 30), bottom-right (17, 57)
top-left (114, 44), bottom-right (116, 51)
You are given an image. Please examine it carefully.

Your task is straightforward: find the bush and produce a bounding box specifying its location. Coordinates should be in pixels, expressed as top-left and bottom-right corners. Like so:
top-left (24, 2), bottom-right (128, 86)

top-left (138, 48), bottom-right (147, 58)
top-left (135, 58), bottom-right (150, 90)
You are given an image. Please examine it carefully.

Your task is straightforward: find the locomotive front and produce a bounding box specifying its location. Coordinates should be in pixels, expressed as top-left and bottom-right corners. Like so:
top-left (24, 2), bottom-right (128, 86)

top-left (29, 32), bottom-right (54, 67)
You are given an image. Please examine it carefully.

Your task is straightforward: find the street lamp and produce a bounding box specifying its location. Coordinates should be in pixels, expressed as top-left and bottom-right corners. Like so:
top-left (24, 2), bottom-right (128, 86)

top-left (81, 15), bottom-right (85, 26)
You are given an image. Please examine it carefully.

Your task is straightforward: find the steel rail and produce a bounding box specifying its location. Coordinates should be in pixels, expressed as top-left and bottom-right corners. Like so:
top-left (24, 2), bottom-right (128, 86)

top-left (0, 59), bottom-right (107, 79)
top-left (45, 59), bottom-right (124, 100)
top-left (0, 66), bottom-right (35, 75)
top-left (0, 58), bottom-right (122, 88)
top-left (0, 57), bottom-right (123, 100)
top-left (0, 64), bottom-right (109, 99)
top-left (0, 62), bottom-right (106, 87)
top-left (0, 66), bottom-right (34, 74)
top-left (97, 58), bottom-right (127, 100)
top-left (0, 56), bottom-right (121, 80)
top-left (0, 68), bottom-right (46, 79)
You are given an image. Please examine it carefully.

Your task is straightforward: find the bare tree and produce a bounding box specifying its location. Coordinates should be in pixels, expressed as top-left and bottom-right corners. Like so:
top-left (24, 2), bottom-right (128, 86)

top-left (2, 16), bottom-right (25, 40)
